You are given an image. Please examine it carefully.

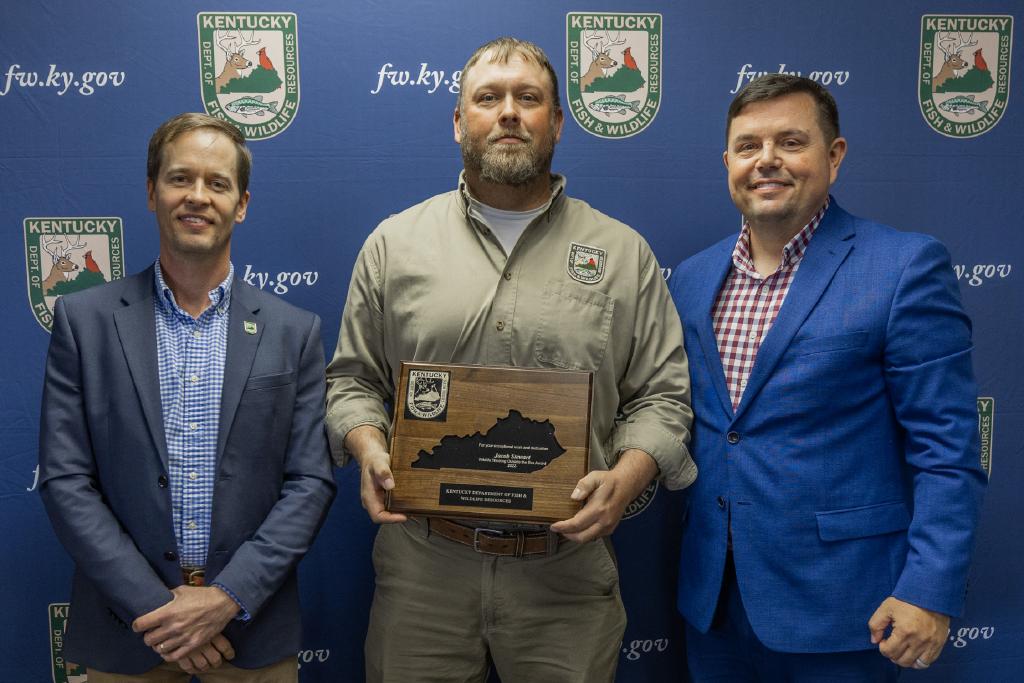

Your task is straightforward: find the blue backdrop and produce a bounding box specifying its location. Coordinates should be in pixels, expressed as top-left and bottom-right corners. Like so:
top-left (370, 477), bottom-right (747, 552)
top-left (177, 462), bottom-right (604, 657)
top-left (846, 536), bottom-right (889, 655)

top-left (1, 1), bottom-right (1018, 681)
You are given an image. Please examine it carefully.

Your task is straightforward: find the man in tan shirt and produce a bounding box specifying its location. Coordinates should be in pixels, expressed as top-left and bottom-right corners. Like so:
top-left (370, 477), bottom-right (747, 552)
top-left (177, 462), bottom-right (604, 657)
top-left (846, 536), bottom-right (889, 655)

top-left (326, 37), bottom-right (694, 682)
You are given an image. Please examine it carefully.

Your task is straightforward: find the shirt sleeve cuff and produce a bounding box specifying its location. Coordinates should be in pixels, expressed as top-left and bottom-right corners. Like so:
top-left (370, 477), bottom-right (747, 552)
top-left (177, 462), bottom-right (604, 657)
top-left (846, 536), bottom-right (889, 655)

top-left (212, 581), bottom-right (251, 622)
top-left (611, 423), bottom-right (697, 490)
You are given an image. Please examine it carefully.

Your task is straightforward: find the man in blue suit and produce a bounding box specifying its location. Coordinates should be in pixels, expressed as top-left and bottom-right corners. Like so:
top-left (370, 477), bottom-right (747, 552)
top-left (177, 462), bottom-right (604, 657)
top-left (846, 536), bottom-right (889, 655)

top-left (39, 113), bottom-right (336, 681)
top-left (669, 75), bottom-right (986, 680)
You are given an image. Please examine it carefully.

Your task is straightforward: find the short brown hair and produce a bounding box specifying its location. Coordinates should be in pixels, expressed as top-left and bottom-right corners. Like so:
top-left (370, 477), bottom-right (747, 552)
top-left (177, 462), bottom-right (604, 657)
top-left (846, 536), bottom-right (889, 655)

top-left (458, 37), bottom-right (561, 113)
top-left (727, 74), bottom-right (840, 143)
top-left (147, 113), bottom-right (253, 194)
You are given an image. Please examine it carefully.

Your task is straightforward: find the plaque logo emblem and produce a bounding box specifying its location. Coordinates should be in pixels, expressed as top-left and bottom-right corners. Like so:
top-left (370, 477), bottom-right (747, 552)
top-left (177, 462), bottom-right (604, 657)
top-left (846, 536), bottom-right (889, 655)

top-left (24, 217), bottom-right (126, 332)
top-left (978, 396), bottom-right (994, 477)
top-left (49, 603), bottom-right (87, 683)
top-left (919, 15), bottom-right (1013, 138)
top-left (197, 12), bottom-right (300, 140)
top-left (566, 12), bottom-right (662, 139)
top-left (567, 242), bottom-right (607, 284)
top-left (406, 370), bottom-right (450, 421)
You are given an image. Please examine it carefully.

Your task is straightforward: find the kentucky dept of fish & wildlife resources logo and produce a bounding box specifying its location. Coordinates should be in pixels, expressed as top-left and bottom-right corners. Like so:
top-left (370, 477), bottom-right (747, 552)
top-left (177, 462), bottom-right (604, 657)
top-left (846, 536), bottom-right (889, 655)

top-left (24, 218), bottom-right (125, 332)
top-left (567, 242), bottom-right (607, 284)
top-left (978, 397), bottom-right (994, 477)
top-left (919, 15), bottom-right (1012, 138)
top-left (567, 12), bottom-right (662, 139)
top-left (198, 12), bottom-right (300, 140)
top-left (405, 370), bottom-right (450, 421)
top-left (49, 603), bottom-right (87, 683)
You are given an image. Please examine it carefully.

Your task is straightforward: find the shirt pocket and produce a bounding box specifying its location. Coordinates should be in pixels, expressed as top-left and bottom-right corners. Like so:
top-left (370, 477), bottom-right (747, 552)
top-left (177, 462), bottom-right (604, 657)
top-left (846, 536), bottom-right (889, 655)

top-left (532, 280), bottom-right (613, 371)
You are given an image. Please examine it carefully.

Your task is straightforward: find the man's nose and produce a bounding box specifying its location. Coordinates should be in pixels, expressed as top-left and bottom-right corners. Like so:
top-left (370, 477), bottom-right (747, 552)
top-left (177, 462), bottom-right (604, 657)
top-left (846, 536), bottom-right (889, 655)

top-left (755, 142), bottom-right (781, 169)
top-left (498, 94), bottom-right (521, 126)
top-left (185, 181), bottom-right (210, 204)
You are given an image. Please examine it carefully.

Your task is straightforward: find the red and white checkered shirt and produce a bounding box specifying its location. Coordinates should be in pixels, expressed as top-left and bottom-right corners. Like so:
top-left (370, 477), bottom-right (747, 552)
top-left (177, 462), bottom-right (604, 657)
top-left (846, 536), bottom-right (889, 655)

top-left (713, 201), bottom-right (829, 410)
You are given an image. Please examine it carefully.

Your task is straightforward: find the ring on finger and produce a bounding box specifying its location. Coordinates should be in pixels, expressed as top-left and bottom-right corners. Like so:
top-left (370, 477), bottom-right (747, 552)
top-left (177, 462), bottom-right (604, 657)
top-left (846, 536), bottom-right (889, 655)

top-left (914, 657), bottom-right (930, 669)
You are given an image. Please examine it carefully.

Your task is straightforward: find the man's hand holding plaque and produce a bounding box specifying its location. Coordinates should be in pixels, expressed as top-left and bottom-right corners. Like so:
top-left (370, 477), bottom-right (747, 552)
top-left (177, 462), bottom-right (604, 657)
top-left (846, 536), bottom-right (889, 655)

top-left (345, 424), bottom-right (407, 524)
top-left (549, 448), bottom-right (659, 542)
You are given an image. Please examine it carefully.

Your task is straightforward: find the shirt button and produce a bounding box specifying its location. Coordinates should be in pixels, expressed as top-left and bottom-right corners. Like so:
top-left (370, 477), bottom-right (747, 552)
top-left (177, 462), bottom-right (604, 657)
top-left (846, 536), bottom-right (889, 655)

top-left (717, 496), bottom-right (727, 509)
top-left (193, 330), bottom-right (202, 339)
top-left (739, 378), bottom-right (748, 389)
top-left (748, 332), bottom-right (758, 342)
top-left (164, 551), bottom-right (177, 562)
top-left (496, 321), bottom-right (505, 331)
top-left (189, 422), bottom-right (198, 431)
top-left (727, 431), bottom-right (741, 445)
top-left (188, 521), bottom-right (198, 530)
top-left (189, 471), bottom-right (198, 481)
top-left (157, 475), bottom-right (168, 488)
top-left (504, 271), bottom-right (512, 281)
top-left (190, 374), bottom-right (200, 383)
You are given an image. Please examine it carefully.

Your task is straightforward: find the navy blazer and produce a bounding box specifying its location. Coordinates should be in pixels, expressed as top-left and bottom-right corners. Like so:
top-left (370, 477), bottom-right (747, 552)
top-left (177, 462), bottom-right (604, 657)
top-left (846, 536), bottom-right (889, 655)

top-left (39, 266), bottom-right (336, 673)
top-left (669, 201), bottom-right (986, 653)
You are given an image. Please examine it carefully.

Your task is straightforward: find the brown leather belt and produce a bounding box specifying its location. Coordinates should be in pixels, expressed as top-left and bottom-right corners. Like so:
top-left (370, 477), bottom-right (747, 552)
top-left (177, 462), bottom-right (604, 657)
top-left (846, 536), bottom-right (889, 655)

top-left (181, 566), bottom-right (206, 587)
top-left (427, 518), bottom-right (558, 557)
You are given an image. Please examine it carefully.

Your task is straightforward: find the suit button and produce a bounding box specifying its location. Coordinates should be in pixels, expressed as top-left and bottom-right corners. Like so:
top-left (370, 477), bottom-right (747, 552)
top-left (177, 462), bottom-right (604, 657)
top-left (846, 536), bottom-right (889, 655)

top-left (717, 496), bottom-right (726, 509)
top-left (157, 475), bottom-right (168, 487)
top-left (727, 431), bottom-right (740, 444)
top-left (164, 551), bottom-right (177, 562)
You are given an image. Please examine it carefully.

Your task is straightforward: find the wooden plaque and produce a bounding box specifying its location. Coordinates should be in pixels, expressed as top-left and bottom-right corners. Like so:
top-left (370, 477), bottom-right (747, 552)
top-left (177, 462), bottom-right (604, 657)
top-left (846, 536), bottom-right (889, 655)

top-left (387, 362), bottom-right (592, 524)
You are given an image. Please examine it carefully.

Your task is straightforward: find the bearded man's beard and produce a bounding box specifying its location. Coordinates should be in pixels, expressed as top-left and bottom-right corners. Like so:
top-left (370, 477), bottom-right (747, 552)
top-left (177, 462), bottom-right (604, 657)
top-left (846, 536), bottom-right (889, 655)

top-left (460, 122), bottom-right (555, 187)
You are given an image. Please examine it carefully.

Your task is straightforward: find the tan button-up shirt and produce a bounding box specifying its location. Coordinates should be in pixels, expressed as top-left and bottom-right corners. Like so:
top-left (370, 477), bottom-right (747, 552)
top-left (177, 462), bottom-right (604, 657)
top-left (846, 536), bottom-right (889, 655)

top-left (326, 174), bottom-right (695, 489)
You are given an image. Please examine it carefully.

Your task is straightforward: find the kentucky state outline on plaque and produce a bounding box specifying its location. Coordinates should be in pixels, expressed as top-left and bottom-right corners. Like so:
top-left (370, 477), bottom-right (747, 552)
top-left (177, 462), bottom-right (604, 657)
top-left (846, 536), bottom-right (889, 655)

top-left (197, 12), bottom-right (300, 140)
top-left (412, 410), bottom-right (566, 473)
top-left (566, 12), bottom-right (662, 138)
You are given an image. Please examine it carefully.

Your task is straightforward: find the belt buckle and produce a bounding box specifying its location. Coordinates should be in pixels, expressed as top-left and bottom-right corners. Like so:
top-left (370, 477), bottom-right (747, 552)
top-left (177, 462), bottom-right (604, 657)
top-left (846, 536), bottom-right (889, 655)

top-left (182, 567), bottom-right (206, 587)
top-left (472, 527), bottom-right (505, 554)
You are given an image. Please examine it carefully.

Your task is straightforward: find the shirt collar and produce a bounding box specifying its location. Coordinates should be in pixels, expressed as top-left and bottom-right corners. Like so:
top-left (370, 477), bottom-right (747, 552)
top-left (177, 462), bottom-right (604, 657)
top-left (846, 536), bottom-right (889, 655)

top-left (456, 171), bottom-right (567, 228)
top-left (732, 199), bottom-right (830, 276)
top-left (154, 259), bottom-right (234, 319)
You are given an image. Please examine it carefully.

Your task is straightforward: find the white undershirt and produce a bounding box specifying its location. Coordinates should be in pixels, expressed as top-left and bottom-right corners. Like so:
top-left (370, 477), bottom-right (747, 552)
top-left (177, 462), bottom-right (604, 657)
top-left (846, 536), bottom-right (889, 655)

top-left (475, 203), bottom-right (546, 256)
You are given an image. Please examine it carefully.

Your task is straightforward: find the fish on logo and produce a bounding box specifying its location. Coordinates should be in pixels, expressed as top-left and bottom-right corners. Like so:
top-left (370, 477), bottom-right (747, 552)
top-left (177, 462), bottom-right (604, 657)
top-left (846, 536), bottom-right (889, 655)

top-left (588, 94), bottom-right (641, 115)
top-left (938, 94), bottom-right (989, 115)
top-left (226, 95), bottom-right (280, 117)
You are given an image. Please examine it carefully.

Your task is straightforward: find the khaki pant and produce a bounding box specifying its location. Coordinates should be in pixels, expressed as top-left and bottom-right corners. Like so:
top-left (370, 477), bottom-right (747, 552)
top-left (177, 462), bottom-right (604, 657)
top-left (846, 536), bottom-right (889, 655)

top-left (365, 519), bottom-right (626, 683)
top-left (86, 655), bottom-right (297, 682)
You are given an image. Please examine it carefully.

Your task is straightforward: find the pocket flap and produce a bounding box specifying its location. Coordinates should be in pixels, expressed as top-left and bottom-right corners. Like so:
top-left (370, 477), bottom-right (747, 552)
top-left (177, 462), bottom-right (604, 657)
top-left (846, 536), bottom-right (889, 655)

top-left (816, 500), bottom-right (910, 541)
top-left (790, 331), bottom-right (868, 356)
top-left (245, 371), bottom-right (295, 390)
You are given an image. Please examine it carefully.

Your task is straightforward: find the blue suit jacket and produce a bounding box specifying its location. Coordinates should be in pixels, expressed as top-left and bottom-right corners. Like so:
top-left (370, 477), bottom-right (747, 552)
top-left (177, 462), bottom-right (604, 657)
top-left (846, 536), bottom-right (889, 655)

top-left (668, 201), bottom-right (986, 653)
top-left (39, 266), bottom-right (337, 673)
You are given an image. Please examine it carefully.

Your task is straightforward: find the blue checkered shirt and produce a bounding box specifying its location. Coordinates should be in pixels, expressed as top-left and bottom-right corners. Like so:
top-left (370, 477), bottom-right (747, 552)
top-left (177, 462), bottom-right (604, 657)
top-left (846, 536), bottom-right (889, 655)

top-left (154, 260), bottom-right (231, 568)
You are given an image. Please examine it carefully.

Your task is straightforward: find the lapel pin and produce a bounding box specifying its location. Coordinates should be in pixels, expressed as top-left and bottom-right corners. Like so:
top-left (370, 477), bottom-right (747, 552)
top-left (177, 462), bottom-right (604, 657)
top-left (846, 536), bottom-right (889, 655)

top-left (244, 321), bottom-right (257, 335)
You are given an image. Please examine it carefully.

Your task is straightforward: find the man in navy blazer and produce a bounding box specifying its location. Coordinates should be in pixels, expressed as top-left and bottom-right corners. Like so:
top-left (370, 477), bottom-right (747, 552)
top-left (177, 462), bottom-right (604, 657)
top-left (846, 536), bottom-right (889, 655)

top-left (39, 113), bottom-right (336, 681)
top-left (669, 75), bottom-right (986, 680)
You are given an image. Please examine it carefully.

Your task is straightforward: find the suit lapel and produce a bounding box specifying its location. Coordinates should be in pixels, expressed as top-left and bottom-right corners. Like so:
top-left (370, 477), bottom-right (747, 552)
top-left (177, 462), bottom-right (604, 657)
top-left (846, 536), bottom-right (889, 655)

top-left (216, 279), bottom-right (264, 462)
top-left (113, 267), bottom-right (171, 468)
top-left (733, 202), bottom-right (856, 422)
top-left (692, 241), bottom-right (737, 418)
